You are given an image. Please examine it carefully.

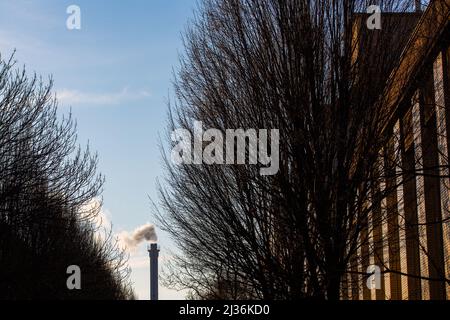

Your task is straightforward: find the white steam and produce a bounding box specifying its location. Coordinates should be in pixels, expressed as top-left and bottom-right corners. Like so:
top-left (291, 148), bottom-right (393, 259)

top-left (119, 223), bottom-right (157, 251)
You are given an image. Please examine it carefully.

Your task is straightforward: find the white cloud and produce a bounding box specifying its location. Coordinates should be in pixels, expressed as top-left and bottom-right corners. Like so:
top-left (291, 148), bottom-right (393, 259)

top-left (79, 197), bottom-right (112, 241)
top-left (57, 87), bottom-right (151, 106)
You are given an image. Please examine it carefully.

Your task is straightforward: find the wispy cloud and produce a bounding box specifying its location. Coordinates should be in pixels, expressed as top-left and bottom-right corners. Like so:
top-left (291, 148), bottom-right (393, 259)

top-left (79, 197), bottom-right (112, 241)
top-left (57, 87), bottom-right (151, 107)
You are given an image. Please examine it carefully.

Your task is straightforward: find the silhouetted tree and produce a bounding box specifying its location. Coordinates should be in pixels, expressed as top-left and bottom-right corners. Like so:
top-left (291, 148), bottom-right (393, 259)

top-left (157, 0), bottom-right (450, 300)
top-left (0, 54), bottom-right (134, 300)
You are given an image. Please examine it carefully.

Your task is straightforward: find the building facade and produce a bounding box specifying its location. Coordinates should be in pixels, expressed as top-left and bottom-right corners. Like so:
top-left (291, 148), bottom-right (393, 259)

top-left (344, 0), bottom-right (450, 300)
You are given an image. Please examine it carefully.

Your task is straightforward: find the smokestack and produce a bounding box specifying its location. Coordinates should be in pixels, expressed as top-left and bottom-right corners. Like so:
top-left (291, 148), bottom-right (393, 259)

top-left (415, 0), bottom-right (421, 12)
top-left (148, 243), bottom-right (159, 300)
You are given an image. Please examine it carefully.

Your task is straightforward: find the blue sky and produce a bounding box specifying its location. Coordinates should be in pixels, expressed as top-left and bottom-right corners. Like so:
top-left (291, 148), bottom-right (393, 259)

top-left (0, 0), bottom-right (197, 300)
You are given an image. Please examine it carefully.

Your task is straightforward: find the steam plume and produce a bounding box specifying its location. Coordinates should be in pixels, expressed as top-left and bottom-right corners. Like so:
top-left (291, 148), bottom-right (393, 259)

top-left (119, 223), bottom-right (157, 251)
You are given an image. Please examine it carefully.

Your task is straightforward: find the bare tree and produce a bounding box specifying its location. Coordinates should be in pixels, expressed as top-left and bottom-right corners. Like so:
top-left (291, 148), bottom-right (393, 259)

top-left (0, 54), bottom-right (134, 300)
top-left (157, 0), bottom-right (450, 300)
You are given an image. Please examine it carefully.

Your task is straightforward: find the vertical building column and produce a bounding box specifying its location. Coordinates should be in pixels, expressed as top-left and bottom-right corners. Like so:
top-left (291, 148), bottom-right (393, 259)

top-left (401, 109), bottom-right (422, 300)
top-left (346, 272), bottom-right (352, 300)
top-left (350, 245), bottom-right (360, 300)
top-left (434, 52), bottom-right (450, 299)
top-left (367, 201), bottom-right (376, 300)
top-left (394, 120), bottom-right (409, 300)
top-left (379, 152), bottom-right (391, 300)
top-left (350, 257), bottom-right (359, 299)
top-left (412, 91), bottom-right (431, 300)
top-left (370, 176), bottom-right (386, 300)
top-left (341, 271), bottom-right (350, 300)
top-left (361, 198), bottom-right (372, 300)
top-left (372, 169), bottom-right (386, 300)
top-left (357, 235), bottom-right (364, 300)
top-left (385, 135), bottom-right (402, 300)
top-left (419, 72), bottom-right (446, 300)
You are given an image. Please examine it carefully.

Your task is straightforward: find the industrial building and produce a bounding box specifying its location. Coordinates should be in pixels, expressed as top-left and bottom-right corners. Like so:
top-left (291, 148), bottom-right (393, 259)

top-left (343, 0), bottom-right (450, 300)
